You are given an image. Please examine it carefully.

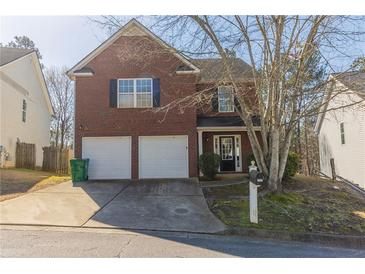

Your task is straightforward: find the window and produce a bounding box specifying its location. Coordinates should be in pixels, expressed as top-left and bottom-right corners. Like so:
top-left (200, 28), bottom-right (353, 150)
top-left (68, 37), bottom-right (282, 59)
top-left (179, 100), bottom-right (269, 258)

top-left (220, 137), bottom-right (233, 160)
top-left (118, 78), bottom-right (152, 108)
top-left (340, 122), bottom-right (345, 145)
top-left (22, 99), bottom-right (27, 122)
top-left (218, 86), bottom-right (234, 112)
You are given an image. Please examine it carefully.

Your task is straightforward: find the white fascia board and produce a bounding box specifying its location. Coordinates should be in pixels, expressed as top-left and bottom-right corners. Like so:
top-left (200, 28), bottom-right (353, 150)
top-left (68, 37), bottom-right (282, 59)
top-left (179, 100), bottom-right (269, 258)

top-left (176, 70), bottom-right (200, 75)
top-left (197, 126), bottom-right (261, 131)
top-left (73, 72), bottom-right (94, 77)
top-left (0, 51), bottom-right (34, 69)
top-left (31, 53), bottom-right (54, 116)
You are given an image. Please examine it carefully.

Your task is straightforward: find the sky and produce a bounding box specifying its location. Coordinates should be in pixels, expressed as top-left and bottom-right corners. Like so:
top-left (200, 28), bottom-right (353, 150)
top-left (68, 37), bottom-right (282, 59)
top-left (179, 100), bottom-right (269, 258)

top-left (0, 16), bottom-right (108, 68)
top-left (1, 16), bottom-right (364, 71)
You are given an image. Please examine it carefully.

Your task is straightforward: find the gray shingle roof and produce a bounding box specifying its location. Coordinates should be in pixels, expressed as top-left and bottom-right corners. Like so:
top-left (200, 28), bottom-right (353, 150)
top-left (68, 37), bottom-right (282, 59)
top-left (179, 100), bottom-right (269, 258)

top-left (191, 58), bottom-right (253, 83)
top-left (333, 71), bottom-right (365, 99)
top-left (0, 47), bottom-right (34, 66)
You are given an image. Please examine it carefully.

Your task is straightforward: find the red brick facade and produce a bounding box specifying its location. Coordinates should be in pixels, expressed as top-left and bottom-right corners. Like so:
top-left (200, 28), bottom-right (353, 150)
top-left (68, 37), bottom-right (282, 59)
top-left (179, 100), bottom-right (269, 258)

top-left (74, 35), bottom-right (198, 179)
top-left (73, 29), bottom-right (257, 179)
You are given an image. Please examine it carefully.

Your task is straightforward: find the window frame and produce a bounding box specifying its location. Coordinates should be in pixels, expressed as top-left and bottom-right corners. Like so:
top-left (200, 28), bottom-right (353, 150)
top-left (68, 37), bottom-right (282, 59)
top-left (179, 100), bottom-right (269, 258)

top-left (217, 86), bottom-right (234, 113)
top-left (340, 122), bottom-right (345, 145)
top-left (117, 78), bottom-right (153, 108)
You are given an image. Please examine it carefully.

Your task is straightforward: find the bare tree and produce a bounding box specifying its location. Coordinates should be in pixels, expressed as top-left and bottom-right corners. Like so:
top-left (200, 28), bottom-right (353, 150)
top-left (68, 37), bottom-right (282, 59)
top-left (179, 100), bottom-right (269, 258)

top-left (45, 67), bottom-right (74, 149)
top-left (91, 15), bottom-right (365, 193)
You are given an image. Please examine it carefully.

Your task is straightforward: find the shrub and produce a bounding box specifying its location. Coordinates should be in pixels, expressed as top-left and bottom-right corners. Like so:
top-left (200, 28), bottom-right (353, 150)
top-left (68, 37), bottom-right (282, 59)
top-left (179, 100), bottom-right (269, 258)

top-left (283, 152), bottom-right (299, 178)
top-left (247, 153), bottom-right (256, 166)
top-left (198, 153), bottom-right (221, 180)
top-left (246, 151), bottom-right (299, 179)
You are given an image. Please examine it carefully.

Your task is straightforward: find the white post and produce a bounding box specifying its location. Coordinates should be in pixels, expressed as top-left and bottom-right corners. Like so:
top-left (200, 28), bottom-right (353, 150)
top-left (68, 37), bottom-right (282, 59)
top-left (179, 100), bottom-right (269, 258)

top-left (198, 130), bottom-right (203, 176)
top-left (198, 131), bottom-right (203, 157)
top-left (249, 161), bottom-right (259, 224)
top-left (249, 182), bottom-right (258, 223)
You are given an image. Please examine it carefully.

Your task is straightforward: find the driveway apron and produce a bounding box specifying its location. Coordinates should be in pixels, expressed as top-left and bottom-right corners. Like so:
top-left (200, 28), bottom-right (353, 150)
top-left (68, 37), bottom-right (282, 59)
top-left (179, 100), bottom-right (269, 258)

top-left (83, 179), bottom-right (227, 233)
top-left (0, 179), bottom-right (226, 233)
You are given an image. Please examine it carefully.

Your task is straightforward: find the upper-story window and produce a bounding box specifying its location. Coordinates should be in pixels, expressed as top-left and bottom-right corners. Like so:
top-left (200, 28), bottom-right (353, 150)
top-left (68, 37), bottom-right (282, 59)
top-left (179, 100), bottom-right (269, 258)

top-left (118, 78), bottom-right (153, 108)
top-left (218, 86), bottom-right (234, 112)
top-left (22, 99), bottom-right (27, 122)
top-left (340, 122), bottom-right (345, 145)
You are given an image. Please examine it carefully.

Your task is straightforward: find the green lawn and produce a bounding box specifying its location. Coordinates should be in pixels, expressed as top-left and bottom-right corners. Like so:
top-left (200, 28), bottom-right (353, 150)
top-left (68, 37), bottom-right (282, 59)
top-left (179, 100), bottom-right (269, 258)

top-left (204, 175), bottom-right (365, 235)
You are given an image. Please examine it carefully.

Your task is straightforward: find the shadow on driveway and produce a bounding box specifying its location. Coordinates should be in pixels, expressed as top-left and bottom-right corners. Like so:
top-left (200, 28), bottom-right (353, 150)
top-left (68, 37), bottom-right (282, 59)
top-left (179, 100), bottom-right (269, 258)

top-left (83, 179), bottom-right (226, 233)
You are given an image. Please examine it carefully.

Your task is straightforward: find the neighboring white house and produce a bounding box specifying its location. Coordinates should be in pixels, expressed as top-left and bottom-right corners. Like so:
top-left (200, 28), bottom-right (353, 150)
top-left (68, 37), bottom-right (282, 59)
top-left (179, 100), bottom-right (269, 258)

top-left (0, 47), bottom-right (54, 167)
top-left (315, 71), bottom-right (365, 189)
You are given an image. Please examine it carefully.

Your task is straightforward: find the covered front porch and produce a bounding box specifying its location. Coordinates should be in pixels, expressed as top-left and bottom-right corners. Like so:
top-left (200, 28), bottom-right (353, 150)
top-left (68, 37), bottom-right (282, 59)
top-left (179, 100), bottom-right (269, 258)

top-left (197, 116), bottom-right (260, 174)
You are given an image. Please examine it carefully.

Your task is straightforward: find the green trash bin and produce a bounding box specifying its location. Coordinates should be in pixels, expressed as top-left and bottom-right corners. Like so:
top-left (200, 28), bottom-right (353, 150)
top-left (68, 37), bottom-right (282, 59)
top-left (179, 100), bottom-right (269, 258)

top-left (70, 159), bottom-right (89, 182)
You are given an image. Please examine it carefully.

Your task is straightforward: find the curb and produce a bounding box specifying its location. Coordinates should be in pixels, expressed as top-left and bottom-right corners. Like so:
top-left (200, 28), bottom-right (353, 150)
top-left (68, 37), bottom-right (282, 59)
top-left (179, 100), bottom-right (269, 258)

top-left (227, 227), bottom-right (365, 249)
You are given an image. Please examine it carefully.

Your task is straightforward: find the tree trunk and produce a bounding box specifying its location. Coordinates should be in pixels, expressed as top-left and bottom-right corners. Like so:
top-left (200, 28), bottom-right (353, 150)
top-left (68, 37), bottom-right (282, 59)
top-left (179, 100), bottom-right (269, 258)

top-left (268, 128), bottom-right (280, 192)
top-left (304, 118), bottom-right (310, 175)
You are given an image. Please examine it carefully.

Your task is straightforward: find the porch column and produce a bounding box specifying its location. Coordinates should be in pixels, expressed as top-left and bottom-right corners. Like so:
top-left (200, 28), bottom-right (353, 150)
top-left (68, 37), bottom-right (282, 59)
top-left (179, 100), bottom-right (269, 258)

top-left (198, 130), bottom-right (203, 156)
top-left (198, 130), bottom-right (203, 176)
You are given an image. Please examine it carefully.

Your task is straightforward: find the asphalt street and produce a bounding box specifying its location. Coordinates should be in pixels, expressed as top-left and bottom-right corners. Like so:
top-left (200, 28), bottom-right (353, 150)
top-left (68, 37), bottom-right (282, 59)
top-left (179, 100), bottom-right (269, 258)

top-left (1, 225), bottom-right (364, 258)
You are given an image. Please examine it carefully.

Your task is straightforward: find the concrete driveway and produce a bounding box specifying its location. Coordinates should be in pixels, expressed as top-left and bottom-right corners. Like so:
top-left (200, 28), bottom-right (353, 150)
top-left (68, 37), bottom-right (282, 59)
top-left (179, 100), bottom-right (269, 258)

top-left (0, 179), bottom-right (226, 233)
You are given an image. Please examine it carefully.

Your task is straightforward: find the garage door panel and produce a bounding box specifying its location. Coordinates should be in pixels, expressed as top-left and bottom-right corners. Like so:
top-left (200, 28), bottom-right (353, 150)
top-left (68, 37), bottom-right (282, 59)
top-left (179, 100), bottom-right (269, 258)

top-left (82, 137), bottom-right (131, 180)
top-left (139, 136), bottom-right (188, 179)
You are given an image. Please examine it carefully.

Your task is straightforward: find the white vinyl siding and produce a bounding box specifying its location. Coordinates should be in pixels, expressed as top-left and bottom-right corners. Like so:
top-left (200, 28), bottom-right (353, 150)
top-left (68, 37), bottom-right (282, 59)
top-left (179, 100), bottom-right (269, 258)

top-left (319, 87), bottom-right (365, 189)
top-left (0, 53), bottom-right (51, 167)
top-left (139, 136), bottom-right (189, 179)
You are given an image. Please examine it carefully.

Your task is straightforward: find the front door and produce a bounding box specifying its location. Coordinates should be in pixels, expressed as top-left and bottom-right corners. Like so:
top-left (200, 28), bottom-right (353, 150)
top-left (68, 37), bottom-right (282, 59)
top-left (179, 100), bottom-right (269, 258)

top-left (219, 136), bottom-right (235, 172)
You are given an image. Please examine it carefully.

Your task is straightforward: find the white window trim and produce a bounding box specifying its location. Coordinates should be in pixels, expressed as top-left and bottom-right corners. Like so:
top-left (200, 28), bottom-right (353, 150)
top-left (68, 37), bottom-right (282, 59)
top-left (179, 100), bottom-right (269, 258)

top-left (218, 86), bottom-right (234, 113)
top-left (117, 78), bottom-right (153, 108)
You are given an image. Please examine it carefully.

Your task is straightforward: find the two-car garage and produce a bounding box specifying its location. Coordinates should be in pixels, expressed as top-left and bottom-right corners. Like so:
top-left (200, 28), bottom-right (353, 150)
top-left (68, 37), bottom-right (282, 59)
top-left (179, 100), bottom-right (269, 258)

top-left (82, 136), bottom-right (189, 180)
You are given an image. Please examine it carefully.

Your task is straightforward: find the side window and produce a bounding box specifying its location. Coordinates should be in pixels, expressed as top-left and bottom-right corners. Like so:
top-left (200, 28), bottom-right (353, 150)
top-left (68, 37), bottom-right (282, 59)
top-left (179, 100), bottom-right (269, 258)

top-left (22, 99), bottom-right (27, 122)
top-left (340, 122), bottom-right (345, 145)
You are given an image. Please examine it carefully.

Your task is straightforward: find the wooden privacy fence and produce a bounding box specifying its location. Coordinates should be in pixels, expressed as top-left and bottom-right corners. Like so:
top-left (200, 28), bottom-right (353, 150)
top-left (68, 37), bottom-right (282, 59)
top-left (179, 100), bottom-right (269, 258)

top-left (42, 147), bottom-right (73, 174)
top-left (15, 141), bottom-right (36, 169)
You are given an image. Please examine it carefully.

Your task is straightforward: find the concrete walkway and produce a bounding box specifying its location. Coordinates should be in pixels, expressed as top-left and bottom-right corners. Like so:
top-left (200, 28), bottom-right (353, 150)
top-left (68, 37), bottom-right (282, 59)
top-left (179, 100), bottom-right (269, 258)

top-left (0, 179), bottom-right (226, 233)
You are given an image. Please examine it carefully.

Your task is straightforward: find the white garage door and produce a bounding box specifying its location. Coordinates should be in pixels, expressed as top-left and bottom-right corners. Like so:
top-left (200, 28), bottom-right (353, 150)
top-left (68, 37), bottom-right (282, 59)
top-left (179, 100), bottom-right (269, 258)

top-left (82, 137), bottom-right (131, 180)
top-left (139, 136), bottom-right (189, 179)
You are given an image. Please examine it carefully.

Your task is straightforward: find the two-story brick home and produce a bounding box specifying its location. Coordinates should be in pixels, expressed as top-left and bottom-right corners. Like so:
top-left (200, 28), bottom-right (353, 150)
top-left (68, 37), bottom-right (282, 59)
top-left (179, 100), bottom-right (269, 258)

top-left (68, 19), bottom-right (258, 180)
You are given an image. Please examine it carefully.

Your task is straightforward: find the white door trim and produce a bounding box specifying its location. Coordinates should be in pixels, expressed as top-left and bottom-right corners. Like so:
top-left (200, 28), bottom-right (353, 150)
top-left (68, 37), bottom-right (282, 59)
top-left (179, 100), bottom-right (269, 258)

top-left (138, 135), bottom-right (189, 179)
top-left (213, 134), bottom-right (242, 172)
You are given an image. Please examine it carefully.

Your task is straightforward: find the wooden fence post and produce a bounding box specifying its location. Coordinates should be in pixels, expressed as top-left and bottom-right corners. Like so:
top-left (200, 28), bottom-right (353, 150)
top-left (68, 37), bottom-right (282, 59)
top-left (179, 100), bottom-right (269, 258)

top-left (42, 146), bottom-right (72, 174)
top-left (15, 141), bottom-right (36, 169)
